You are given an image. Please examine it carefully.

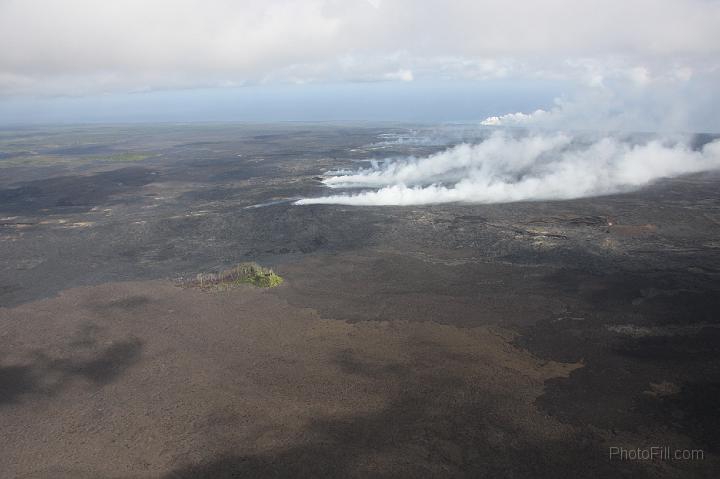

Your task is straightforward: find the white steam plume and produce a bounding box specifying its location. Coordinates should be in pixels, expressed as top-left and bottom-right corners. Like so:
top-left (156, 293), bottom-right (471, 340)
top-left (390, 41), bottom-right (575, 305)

top-left (296, 132), bottom-right (720, 206)
top-left (480, 110), bottom-right (547, 126)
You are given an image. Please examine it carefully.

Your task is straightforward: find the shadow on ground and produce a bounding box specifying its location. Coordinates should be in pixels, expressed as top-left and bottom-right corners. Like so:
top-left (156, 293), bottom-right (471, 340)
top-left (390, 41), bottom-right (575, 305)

top-left (0, 326), bottom-right (142, 404)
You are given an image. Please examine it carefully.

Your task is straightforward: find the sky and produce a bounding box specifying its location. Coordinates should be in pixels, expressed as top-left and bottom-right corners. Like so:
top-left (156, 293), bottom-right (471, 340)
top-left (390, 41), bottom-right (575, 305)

top-left (1, 0), bottom-right (719, 131)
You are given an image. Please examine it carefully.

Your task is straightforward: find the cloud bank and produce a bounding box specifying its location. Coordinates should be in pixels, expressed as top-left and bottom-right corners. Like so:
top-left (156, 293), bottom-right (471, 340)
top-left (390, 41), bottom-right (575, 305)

top-left (296, 132), bottom-right (720, 206)
top-left (2, 1), bottom-right (719, 132)
top-left (1, 0), bottom-right (719, 95)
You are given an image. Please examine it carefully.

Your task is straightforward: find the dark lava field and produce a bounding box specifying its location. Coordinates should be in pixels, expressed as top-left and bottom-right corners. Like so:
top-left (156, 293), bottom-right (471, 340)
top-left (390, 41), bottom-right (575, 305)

top-left (1, 124), bottom-right (719, 478)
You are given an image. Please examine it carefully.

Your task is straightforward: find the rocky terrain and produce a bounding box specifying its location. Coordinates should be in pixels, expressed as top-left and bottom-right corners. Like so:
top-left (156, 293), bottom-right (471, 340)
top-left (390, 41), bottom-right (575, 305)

top-left (1, 124), bottom-right (719, 478)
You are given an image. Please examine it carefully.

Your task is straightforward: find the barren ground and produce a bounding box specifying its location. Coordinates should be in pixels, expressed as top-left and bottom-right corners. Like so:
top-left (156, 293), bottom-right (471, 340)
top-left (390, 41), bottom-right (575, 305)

top-left (1, 124), bottom-right (719, 478)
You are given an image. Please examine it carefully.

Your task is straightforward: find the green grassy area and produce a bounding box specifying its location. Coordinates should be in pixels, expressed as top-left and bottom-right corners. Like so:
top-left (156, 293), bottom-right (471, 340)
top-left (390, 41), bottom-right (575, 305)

top-left (191, 263), bottom-right (284, 290)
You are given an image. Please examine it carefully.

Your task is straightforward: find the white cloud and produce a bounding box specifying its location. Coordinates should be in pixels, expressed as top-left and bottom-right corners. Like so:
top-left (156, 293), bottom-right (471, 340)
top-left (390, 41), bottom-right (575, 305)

top-left (629, 67), bottom-right (651, 87)
top-left (296, 132), bottom-right (720, 205)
top-left (2, 0), bottom-right (720, 132)
top-left (1, 0), bottom-right (719, 95)
top-left (385, 69), bottom-right (414, 82)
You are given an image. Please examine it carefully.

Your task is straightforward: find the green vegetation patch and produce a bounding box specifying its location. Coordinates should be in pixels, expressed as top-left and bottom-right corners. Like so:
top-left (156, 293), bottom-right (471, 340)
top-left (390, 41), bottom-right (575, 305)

top-left (190, 263), bottom-right (284, 290)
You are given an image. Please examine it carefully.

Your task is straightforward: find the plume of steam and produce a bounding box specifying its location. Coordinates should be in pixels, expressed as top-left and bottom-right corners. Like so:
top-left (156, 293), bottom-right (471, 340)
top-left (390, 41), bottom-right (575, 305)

top-left (480, 110), bottom-right (547, 126)
top-left (296, 132), bottom-right (720, 206)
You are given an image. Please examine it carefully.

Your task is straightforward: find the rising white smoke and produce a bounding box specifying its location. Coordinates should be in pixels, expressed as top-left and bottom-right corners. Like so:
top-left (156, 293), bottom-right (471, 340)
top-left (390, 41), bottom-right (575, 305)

top-left (480, 110), bottom-right (547, 126)
top-left (296, 132), bottom-right (720, 206)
